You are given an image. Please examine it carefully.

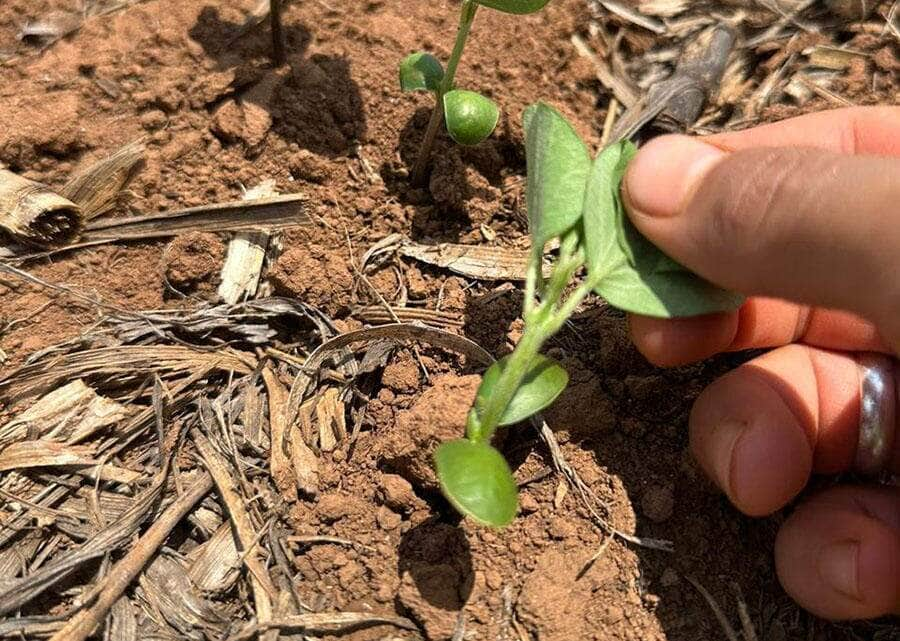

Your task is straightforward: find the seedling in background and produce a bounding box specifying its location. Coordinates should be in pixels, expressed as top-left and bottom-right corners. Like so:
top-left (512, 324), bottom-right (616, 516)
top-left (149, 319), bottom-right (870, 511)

top-left (270, 0), bottom-right (285, 65)
top-left (434, 103), bottom-right (744, 527)
top-left (399, 0), bottom-right (551, 185)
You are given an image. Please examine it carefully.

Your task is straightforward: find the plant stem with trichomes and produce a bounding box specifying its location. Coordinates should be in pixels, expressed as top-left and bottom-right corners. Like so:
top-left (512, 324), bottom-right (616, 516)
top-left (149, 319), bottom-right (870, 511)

top-left (410, 0), bottom-right (479, 186)
top-left (468, 236), bottom-right (602, 443)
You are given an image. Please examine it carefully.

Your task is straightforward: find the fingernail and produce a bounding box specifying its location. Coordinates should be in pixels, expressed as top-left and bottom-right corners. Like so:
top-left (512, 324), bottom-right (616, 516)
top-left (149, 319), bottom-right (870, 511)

top-left (818, 540), bottom-right (861, 600)
top-left (623, 136), bottom-right (726, 218)
top-left (707, 420), bottom-right (745, 498)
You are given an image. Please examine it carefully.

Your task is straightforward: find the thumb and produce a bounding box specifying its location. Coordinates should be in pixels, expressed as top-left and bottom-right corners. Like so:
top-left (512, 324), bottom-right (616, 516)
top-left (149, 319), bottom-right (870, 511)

top-left (622, 136), bottom-right (900, 344)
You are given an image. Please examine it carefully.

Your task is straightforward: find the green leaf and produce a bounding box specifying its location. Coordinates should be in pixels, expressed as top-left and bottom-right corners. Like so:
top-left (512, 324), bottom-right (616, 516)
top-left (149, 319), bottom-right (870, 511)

top-left (443, 90), bottom-right (499, 146)
top-left (475, 354), bottom-right (568, 427)
top-left (473, 0), bottom-right (552, 14)
top-left (581, 141), bottom-right (744, 317)
top-left (523, 102), bottom-right (591, 247)
top-left (434, 439), bottom-right (518, 527)
top-left (582, 140), bottom-right (637, 278)
top-left (399, 52), bottom-right (444, 92)
top-left (596, 267), bottom-right (745, 317)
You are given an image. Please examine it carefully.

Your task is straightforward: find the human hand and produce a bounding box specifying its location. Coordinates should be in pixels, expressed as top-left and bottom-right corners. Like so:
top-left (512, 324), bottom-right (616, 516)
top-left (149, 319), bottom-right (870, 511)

top-left (622, 107), bottom-right (900, 620)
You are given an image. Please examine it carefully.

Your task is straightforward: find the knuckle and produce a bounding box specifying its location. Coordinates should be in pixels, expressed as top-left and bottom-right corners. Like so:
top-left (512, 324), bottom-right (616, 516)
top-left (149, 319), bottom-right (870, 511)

top-left (696, 149), bottom-right (812, 254)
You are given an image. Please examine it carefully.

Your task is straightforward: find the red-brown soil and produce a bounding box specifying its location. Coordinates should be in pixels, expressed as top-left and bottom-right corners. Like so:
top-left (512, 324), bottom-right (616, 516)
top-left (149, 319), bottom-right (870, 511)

top-left (0, 1), bottom-right (897, 640)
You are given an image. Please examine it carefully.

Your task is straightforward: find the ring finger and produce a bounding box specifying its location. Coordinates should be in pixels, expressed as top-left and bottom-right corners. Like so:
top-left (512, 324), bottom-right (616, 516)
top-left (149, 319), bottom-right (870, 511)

top-left (689, 343), bottom-right (899, 517)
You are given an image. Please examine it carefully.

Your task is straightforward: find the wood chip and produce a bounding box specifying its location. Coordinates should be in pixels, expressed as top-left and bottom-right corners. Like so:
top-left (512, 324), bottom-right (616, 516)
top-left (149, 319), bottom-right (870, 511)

top-left (315, 387), bottom-right (346, 452)
top-left (803, 44), bottom-right (869, 70)
top-left (218, 181), bottom-right (278, 304)
top-left (0, 169), bottom-right (83, 246)
top-left (262, 367), bottom-right (299, 502)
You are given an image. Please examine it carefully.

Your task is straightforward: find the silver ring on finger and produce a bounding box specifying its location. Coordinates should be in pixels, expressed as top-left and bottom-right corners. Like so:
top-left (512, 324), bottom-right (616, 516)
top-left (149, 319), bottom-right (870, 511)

top-left (856, 353), bottom-right (896, 476)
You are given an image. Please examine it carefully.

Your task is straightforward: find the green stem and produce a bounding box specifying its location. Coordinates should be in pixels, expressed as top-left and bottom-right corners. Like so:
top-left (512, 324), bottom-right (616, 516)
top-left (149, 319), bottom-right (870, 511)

top-left (410, 0), bottom-right (479, 186)
top-left (471, 234), bottom-right (606, 441)
top-left (522, 244), bottom-right (542, 321)
top-left (469, 312), bottom-right (551, 441)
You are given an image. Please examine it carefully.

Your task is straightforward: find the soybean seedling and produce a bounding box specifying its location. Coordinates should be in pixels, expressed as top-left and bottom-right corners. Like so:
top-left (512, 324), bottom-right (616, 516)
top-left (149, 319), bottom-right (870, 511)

top-left (433, 103), bottom-right (744, 527)
top-left (399, 0), bottom-right (551, 185)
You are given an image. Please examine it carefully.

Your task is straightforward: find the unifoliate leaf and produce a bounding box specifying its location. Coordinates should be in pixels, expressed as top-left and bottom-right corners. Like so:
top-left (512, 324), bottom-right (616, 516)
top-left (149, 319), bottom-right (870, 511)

top-left (443, 90), bottom-right (499, 146)
top-left (434, 439), bottom-right (518, 527)
top-left (473, 0), bottom-right (552, 14)
top-left (523, 102), bottom-right (591, 247)
top-left (475, 354), bottom-right (568, 427)
top-left (595, 266), bottom-right (745, 317)
top-left (399, 52), bottom-right (444, 92)
top-left (581, 140), bottom-right (637, 278)
top-left (580, 140), bottom-right (743, 317)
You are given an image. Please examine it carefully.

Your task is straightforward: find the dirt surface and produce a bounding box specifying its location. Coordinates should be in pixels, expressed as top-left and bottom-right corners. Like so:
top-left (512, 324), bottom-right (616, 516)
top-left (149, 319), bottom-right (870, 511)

top-left (0, 1), bottom-right (898, 640)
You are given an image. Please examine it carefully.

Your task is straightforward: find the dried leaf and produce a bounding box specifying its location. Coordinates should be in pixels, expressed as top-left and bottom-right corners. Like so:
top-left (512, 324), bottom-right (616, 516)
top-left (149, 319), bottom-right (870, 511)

top-left (136, 553), bottom-right (226, 637)
top-left (60, 141), bottom-right (146, 220)
top-left (400, 241), bottom-right (551, 281)
top-left (83, 194), bottom-right (308, 242)
top-left (187, 523), bottom-right (240, 593)
top-left (0, 441), bottom-right (141, 484)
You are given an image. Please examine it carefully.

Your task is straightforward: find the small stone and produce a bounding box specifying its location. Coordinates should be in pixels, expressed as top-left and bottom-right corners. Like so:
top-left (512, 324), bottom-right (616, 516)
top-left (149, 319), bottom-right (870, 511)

top-left (376, 505), bottom-right (402, 531)
top-left (316, 493), bottom-right (352, 523)
top-left (484, 568), bottom-right (503, 591)
top-left (140, 109), bottom-right (167, 131)
top-left (547, 516), bottom-right (576, 540)
top-left (337, 560), bottom-right (363, 589)
top-left (379, 473), bottom-right (418, 513)
top-left (382, 358), bottom-right (420, 394)
top-left (289, 149), bottom-right (330, 183)
top-left (643, 593), bottom-right (661, 610)
top-left (641, 484), bottom-right (675, 523)
top-left (518, 493), bottom-right (539, 514)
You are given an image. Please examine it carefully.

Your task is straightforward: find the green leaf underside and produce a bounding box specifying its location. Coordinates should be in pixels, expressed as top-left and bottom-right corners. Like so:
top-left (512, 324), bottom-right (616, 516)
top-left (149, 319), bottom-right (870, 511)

top-left (473, 0), bottom-right (552, 14)
top-left (582, 140), bottom-right (636, 279)
top-left (524, 103), bottom-right (591, 248)
top-left (444, 90), bottom-right (500, 146)
top-left (435, 439), bottom-right (518, 527)
top-left (475, 354), bottom-right (568, 427)
top-left (581, 140), bottom-right (744, 317)
top-left (399, 52), bottom-right (444, 92)
top-left (596, 268), bottom-right (745, 317)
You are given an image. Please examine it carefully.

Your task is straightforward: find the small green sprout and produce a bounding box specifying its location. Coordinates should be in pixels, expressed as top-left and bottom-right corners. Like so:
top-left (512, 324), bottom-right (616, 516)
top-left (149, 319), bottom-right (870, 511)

top-left (399, 0), bottom-right (551, 184)
top-left (433, 103), bottom-right (744, 527)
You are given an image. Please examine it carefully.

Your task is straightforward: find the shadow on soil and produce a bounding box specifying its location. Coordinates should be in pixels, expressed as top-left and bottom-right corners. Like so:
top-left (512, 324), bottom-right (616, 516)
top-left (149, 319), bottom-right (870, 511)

top-left (397, 519), bottom-right (474, 611)
top-left (381, 107), bottom-right (523, 243)
top-left (188, 5), bottom-right (365, 157)
top-left (555, 308), bottom-right (812, 640)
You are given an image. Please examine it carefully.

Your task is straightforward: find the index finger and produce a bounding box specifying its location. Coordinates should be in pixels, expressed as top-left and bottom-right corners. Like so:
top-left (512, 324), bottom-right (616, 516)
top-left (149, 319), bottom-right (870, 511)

top-left (707, 107), bottom-right (900, 157)
top-left (629, 298), bottom-right (889, 367)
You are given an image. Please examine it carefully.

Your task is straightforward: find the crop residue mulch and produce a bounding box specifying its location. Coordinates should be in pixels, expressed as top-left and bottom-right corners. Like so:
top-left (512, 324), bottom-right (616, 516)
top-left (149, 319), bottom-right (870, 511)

top-left (0, 1), bottom-right (897, 640)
